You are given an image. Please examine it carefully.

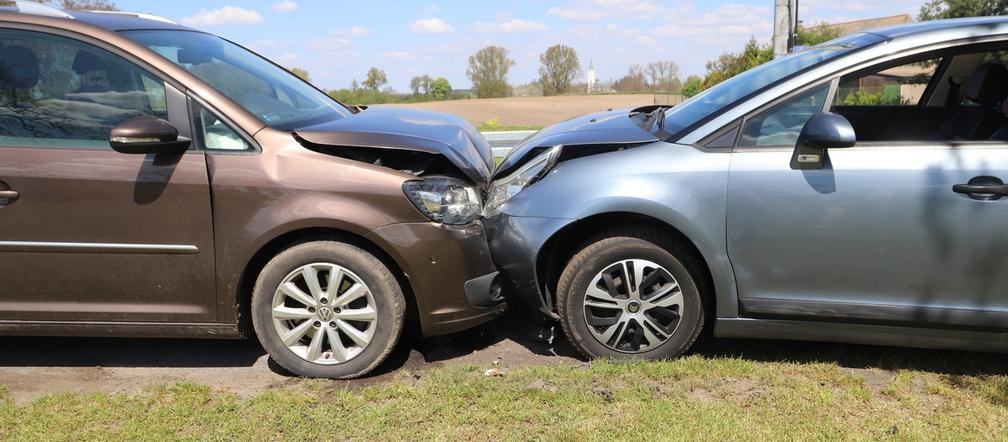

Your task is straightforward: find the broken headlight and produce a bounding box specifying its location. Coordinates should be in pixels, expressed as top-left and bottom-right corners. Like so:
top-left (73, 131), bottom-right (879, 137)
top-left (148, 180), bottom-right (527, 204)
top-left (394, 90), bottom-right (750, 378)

top-left (483, 145), bottom-right (562, 217)
top-left (403, 176), bottom-right (482, 225)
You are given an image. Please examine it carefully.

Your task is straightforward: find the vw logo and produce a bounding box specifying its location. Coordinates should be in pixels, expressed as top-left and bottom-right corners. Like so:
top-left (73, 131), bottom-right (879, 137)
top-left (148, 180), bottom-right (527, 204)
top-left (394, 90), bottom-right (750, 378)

top-left (318, 307), bottom-right (335, 321)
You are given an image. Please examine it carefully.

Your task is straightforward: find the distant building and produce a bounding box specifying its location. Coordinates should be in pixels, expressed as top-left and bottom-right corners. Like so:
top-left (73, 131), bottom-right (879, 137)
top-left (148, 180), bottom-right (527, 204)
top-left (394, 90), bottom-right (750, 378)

top-left (586, 60), bottom-right (598, 93)
top-left (823, 14), bottom-right (913, 36)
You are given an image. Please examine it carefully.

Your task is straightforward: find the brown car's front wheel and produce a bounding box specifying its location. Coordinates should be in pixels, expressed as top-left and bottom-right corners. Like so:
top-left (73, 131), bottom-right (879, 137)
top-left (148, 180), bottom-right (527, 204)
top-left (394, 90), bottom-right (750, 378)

top-left (252, 241), bottom-right (405, 379)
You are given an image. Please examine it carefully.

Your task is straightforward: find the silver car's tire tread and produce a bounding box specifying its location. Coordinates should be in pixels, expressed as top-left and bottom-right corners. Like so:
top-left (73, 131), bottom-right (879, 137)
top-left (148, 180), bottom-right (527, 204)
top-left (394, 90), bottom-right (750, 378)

top-left (252, 241), bottom-right (405, 379)
top-left (556, 229), bottom-right (706, 361)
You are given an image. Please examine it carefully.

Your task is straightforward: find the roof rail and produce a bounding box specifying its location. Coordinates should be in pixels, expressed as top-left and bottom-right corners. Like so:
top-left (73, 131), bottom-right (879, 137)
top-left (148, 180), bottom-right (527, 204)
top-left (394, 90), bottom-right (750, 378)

top-left (89, 10), bottom-right (177, 25)
top-left (0, 1), bottom-right (73, 19)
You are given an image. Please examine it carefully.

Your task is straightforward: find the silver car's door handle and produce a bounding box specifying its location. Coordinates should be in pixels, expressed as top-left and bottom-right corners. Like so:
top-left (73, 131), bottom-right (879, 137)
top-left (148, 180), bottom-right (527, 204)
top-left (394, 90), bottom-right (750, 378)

top-left (953, 176), bottom-right (1008, 201)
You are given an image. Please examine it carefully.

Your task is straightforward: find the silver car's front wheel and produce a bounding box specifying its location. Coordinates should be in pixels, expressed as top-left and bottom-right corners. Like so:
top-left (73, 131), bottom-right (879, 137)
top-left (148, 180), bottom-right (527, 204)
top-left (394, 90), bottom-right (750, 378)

top-left (583, 259), bottom-right (683, 353)
top-left (556, 230), bottom-right (705, 361)
top-left (272, 263), bottom-right (378, 365)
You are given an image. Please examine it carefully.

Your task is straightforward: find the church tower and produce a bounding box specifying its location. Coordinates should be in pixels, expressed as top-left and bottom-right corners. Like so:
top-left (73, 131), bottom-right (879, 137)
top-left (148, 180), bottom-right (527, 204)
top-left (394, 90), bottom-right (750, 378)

top-left (587, 59), bottom-right (596, 93)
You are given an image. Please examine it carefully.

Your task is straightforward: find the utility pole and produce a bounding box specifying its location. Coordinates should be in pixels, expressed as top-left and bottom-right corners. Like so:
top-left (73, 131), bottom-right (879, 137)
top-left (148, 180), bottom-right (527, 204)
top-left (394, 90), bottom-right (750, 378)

top-left (772, 0), bottom-right (797, 58)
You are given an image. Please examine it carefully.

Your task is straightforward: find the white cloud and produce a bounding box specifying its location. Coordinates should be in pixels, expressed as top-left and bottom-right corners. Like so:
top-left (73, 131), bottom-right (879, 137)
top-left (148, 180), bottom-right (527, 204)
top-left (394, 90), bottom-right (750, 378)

top-left (409, 17), bottom-right (454, 34)
top-left (470, 18), bottom-right (547, 33)
top-left (270, 1), bottom-right (298, 13)
top-left (279, 52), bottom-right (297, 62)
top-left (548, 0), bottom-right (672, 21)
top-left (336, 26), bottom-right (371, 37)
top-left (306, 36), bottom-right (354, 50)
top-left (653, 4), bottom-right (773, 45)
top-left (181, 6), bottom-right (263, 27)
top-left (384, 51), bottom-right (410, 60)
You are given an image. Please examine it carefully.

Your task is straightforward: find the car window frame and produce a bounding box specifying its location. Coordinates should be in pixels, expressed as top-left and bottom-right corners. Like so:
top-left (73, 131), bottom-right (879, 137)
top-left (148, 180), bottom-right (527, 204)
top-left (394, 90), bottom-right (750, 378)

top-left (689, 33), bottom-right (1008, 147)
top-left (0, 24), bottom-right (195, 152)
top-left (723, 36), bottom-right (1008, 152)
top-left (187, 94), bottom-right (261, 155)
top-left (832, 54), bottom-right (948, 110)
top-left (730, 79), bottom-right (837, 152)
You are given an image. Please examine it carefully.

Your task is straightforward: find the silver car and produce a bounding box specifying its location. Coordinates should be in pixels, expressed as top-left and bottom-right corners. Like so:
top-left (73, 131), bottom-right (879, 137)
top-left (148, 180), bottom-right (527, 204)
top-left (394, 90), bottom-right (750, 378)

top-left (485, 17), bottom-right (1008, 360)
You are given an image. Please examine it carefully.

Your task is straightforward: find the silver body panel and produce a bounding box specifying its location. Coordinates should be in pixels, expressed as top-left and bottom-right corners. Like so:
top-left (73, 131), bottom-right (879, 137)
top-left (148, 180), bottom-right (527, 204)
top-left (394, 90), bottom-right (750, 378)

top-left (486, 17), bottom-right (1008, 351)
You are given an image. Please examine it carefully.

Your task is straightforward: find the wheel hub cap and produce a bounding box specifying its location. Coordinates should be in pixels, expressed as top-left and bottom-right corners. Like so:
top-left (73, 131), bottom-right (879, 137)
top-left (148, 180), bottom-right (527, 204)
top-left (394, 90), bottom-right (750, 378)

top-left (582, 258), bottom-right (684, 353)
top-left (270, 263), bottom-right (378, 365)
top-left (318, 307), bottom-right (334, 321)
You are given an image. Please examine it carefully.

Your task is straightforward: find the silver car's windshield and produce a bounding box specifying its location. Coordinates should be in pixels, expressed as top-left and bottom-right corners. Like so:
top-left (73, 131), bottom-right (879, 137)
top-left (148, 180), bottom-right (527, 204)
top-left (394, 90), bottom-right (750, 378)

top-left (122, 30), bottom-right (352, 130)
top-left (665, 32), bottom-right (888, 138)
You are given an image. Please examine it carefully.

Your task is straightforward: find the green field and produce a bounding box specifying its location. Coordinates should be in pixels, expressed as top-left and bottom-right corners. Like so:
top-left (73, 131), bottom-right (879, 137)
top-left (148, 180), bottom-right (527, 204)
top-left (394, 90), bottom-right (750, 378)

top-left (2, 356), bottom-right (1006, 441)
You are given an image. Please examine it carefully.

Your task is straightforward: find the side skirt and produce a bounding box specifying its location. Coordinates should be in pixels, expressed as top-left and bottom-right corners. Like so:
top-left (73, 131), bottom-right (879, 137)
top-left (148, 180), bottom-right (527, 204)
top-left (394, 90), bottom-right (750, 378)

top-left (714, 318), bottom-right (1008, 353)
top-left (0, 320), bottom-right (244, 340)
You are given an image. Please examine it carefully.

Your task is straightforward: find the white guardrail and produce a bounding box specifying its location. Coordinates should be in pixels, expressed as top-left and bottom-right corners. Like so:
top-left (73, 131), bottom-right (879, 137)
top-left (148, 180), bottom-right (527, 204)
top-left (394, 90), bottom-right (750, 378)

top-left (481, 130), bottom-right (538, 159)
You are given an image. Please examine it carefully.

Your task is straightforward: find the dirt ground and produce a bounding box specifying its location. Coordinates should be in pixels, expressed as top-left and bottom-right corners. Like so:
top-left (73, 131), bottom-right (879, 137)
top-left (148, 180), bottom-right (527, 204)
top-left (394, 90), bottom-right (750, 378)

top-left (2, 310), bottom-right (1005, 404)
top-left (385, 94), bottom-right (663, 127)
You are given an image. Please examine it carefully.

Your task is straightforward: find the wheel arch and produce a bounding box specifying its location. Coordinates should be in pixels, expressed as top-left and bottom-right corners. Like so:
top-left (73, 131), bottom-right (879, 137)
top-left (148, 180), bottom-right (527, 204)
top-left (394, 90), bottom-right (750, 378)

top-left (536, 212), bottom-right (717, 322)
top-left (234, 226), bottom-right (420, 338)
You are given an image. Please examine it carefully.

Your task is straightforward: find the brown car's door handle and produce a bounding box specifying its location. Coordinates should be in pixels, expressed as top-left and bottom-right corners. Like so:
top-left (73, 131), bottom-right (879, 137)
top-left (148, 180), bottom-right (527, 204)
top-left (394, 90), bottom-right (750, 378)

top-left (0, 190), bottom-right (19, 205)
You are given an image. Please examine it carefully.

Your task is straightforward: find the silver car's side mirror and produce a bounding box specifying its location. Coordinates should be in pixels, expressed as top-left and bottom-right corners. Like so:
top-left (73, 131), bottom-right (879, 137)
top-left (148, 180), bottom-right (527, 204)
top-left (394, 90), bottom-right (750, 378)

top-left (790, 112), bottom-right (856, 170)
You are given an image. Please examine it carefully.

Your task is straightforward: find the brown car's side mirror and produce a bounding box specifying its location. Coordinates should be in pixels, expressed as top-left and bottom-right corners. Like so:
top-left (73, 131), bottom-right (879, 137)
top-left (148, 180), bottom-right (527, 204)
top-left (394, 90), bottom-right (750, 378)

top-left (110, 116), bottom-right (191, 154)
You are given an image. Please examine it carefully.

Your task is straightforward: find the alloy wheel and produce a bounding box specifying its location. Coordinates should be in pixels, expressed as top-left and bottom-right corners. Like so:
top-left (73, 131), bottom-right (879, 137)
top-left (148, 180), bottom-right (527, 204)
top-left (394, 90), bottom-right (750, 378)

top-left (582, 259), bottom-right (683, 353)
top-left (271, 263), bottom-right (378, 365)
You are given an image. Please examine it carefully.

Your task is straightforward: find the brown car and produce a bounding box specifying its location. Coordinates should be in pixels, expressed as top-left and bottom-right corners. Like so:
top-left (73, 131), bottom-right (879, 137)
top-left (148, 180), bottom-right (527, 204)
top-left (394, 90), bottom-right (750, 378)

top-left (0, 3), bottom-right (504, 378)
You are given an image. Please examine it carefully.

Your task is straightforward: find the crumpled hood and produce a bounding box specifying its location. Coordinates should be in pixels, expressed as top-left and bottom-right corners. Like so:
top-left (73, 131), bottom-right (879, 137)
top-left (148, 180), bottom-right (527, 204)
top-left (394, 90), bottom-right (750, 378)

top-left (293, 107), bottom-right (494, 184)
top-left (494, 108), bottom-right (659, 178)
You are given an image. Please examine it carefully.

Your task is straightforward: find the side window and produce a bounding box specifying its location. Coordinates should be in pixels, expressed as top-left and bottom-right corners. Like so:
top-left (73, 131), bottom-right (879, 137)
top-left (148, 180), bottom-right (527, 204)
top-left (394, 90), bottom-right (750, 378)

top-left (738, 83), bottom-right (830, 148)
top-left (834, 58), bottom-right (942, 107)
top-left (0, 29), bottom-right (168, 148)
top-left (193, 103), bottom-right (252, 151)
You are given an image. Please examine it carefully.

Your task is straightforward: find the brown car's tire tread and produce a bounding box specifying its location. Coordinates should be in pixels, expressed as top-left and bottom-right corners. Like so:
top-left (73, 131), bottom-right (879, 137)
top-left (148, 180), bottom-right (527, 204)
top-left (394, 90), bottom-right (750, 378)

top-left (251, 241), bottom-right (405, 379)
top-left (556, 229), bottom-right (706, 360)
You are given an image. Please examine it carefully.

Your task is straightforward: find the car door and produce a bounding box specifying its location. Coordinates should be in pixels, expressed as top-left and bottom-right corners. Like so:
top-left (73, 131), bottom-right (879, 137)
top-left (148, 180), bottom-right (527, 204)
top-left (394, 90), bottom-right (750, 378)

top-left (0, 28), bottom-right (216, 323)
top-left (727, 54), bottom-right (1008, 330)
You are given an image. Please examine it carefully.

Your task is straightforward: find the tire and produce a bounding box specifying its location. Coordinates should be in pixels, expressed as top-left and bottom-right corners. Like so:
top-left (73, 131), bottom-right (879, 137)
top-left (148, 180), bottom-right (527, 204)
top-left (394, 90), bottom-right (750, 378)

top-left (556, 229), bottom-right (705, 360)
top-left (251, 241), bottom-right (405, 379)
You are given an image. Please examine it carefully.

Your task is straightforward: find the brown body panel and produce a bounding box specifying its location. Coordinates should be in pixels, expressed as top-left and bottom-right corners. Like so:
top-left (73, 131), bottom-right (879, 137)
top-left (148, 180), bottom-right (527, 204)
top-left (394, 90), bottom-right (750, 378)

top-left (0, 148), bottom-right (216, 323)
top-left (0, 9), bottom-right (503, 343)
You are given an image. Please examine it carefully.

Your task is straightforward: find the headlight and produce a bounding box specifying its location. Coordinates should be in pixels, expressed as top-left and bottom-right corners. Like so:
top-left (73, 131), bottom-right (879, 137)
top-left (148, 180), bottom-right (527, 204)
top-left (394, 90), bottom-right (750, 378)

top-left (402, 176), bottom-right (481, 225)
top-left (484, 145), bottom-right (562, 217)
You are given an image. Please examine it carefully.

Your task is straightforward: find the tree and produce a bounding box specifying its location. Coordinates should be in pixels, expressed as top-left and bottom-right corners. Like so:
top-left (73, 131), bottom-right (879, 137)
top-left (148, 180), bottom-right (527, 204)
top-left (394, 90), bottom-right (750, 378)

top-left (538, 44), bottom-right (581, 96)
top-left (700, 37), bottom-right (773, 90)
top-left (920, 0), bottom-right (1008, 20)
top-left (362, 67), bottom-right (387, 90)
top-left (288, 67), bottom-right (311, 82)
top-left (645, 61), bottom-right (681, 92)
top-left (467, 46), bottom-right (515, 98)
top-left (409, 75), bottom-right (434, 95)
top-left (681, 75), bottom-right (703, 97)
top-left (45, 0), bottom-right (118, 10)
top-left (611, 64), bottom-right (648, 92)
top-left (796, 22), bottom-right (842, 46)
top-left (430, 77), bottom-right (452, 100)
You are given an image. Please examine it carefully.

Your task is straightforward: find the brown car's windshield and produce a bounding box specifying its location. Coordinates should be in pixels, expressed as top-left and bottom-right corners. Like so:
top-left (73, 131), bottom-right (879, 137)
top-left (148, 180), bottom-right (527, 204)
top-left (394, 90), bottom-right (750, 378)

top-left (123, 30), bottom-right (352, 130)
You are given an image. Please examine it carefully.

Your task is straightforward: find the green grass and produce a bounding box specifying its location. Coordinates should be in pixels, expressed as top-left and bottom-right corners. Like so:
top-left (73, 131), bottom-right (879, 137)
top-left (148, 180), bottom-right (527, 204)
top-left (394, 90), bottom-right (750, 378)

top-left (2, 357), bottom-right (1007, 441)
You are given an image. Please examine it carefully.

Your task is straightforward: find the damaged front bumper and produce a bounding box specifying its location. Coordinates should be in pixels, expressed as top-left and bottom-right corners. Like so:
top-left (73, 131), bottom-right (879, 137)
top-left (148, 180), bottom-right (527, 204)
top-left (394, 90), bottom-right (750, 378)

top-left (483, 213), bottom-right (574, 320)
top-left (366, 220), bottom-right (505, 337)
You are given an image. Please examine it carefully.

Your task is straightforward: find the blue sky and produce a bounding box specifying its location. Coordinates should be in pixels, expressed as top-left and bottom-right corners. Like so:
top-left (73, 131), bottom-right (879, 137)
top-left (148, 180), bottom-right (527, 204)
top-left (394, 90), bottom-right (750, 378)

top-left (113, 0), bottom-right (929, 91)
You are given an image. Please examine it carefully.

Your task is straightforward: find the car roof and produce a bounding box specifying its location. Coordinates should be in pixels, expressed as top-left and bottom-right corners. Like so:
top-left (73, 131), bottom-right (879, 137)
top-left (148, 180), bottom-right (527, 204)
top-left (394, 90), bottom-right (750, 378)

top-left (0, 2), bottom-right (196, 32)
top-left (65, 10), bottom-right (196, 32)
top-left (869, 16), bottom-right (1008, 40)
